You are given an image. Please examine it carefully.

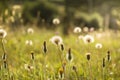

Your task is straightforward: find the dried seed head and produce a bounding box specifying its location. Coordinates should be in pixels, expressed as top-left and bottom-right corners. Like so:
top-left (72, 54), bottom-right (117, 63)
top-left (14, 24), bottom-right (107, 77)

top-left (43, 41), bottom-right (47, 53)
top-left (3, 60), bottom-right (7, 69)
top-left (107, 51), bottom-right (111, 61)
top-left (58, 67), bottom-right (64, 79)
top-left (66, 48), bottom-right (73, 62)
top-left (86, 53), bottom-right (91, 61)
top-left (31, 51), bottom-right (34, 60)
top-left (60, 44), bottom-right (64, 51)
top-left (72, 65), bottom-right (77, 71)
top-left (103, 58), bottom-right (105, 68)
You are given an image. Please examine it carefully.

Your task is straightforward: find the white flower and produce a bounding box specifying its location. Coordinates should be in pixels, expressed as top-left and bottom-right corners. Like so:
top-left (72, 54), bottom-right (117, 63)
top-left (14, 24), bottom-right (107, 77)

top-left (52, 18), bottom-right (60, 25)
top-left (89, 27), bottom-right (94, 32)
top-left (25, 40), bottom-right (33, 46)
top-left (78, 35), bottom-right (84, 40)
top-left (83, 35), bottom-right (94, 44)
top-left (0, 29), bottom-right (7, 38)
top-left (83, 26), bottom-right (89, 32)
top-left (27, 28), bottom-right (34, 34)
top-left (73, 27), bottom-right (82, 33)
top-left (24, 64), bottom-right (34, 71)
top-left (50, 36), bottom-right (63, 45)
top-left (95, 43), bottom-right (102, 49)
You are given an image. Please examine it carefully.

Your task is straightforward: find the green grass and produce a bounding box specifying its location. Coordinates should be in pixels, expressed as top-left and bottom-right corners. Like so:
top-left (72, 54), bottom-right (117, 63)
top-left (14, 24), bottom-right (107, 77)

top-left (0, 27), bottom-right (120, 80)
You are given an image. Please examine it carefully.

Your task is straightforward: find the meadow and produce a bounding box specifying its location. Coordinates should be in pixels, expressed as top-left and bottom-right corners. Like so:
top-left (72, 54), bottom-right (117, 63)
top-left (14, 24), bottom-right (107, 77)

top-left (0, 26), bottom-right (120, 80)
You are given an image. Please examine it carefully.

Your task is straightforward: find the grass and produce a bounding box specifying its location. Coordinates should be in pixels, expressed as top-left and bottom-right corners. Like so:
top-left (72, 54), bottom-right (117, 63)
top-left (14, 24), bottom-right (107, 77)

top-left (0, 27), bottom-right (120, 80)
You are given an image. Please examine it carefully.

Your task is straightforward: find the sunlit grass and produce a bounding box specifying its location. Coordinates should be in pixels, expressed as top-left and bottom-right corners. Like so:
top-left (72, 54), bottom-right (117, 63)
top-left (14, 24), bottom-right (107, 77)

top-left (0, 27), bottom-right (120, 80)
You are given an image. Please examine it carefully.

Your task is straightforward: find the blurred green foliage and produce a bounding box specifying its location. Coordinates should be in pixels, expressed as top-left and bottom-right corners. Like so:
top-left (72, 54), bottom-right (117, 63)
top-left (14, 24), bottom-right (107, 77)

top-left (22, 0), bottom-right (58, 26)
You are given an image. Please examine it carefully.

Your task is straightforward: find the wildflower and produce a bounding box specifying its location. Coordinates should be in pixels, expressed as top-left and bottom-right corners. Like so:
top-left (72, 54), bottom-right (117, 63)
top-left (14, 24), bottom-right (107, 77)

top-left (83, 35), bottom-right (94, 44)
top-left (73, 27), bottom-right (82, 33)
top-left (25, 40), bottom-right (33, 46)
top-left (27, 28), bottom-right (34, 34)
top-left (66, 48), bottom-right (73, 62)
top-left (0, 29), bottom-right (7, 39)
top-left (58, 67), bottom-right (64, 79)
top-left (24, 64), bottom-right (34, 71)
top-left (50, 36), bottom-right (63, 46)
top-left (83, 26), bottom-right (89, 32)
top-left (53, 18), bottom-right (60, 25)
top-left (95, 43), bottom-right (102, 49)
top-left (86, 53), bottom-right (91, 61)
top-left (43, 41), bottom-right (47, 54)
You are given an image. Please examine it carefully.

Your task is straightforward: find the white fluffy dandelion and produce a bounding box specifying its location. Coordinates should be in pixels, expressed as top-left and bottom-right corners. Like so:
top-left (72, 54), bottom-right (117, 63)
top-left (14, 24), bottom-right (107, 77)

top-left (73, 27), bottom-right (82, 33)
top-left (24, 64), bottom-right (34, 71)
top-left (78, 35), bottom-right (84, 40)
top-left (25, 40), bottom-right (33, 46)
top-left (27, 28), bottom-right (34, 34)
top-left (83, 35), bottom-right (94, 44)
top-left (95, 43), bottom-right (102, 49)
top-left (90, 27), bottom-right (95, 32)
top-left (83, 26), bottom-right (89, 32)
top-left (52, 18), bottom-right (60, 25)
top-left (0, 29), bottom-right (7, 39)
top-left (50, 36), bottom-right (63, 45)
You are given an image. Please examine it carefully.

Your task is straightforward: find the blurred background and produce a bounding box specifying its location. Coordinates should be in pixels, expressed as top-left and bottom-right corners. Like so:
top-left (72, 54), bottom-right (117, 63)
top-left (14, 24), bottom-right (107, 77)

top-left (0, 0), bottom-right (120, 34)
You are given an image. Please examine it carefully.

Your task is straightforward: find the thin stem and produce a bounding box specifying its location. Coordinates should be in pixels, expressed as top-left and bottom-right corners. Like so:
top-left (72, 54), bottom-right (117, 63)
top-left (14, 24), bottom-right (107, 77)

top-left (102, 68), bottom-right (105, 80)
top-left (1, 39), bottom-right (6, 54)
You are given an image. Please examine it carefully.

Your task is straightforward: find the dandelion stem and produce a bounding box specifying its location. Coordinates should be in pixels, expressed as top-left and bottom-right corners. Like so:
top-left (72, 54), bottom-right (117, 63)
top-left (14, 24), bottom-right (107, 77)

top-left (1, 39), bottom-right (6, 54)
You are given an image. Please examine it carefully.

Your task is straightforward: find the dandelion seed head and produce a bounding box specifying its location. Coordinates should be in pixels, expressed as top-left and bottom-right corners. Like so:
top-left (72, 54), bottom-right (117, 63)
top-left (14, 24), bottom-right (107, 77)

top-left (83, 35), bottom-right (94, 44)
top-left (95, 43), bottom-right (102, 49)
top-left (25, 40), bottom-right (33, 46)
top-left (90, 27), bottom-right (94, 32)
top-left (24, 64), bottom-right (33, 71)
top-left (27, 28), bottom-right (34, 34)
top-left (53, 18), bottom-right (60, 25)
top-left (83, 26), bottom-right (89, 32)
top-left (73, 27), bottom-right (82, 33)
top-left (50, 36), bottom-right (63, 46)
top-left (78, 35), bottom-right (84, 40)
top-left (0, 29), bottom-right (7, 38)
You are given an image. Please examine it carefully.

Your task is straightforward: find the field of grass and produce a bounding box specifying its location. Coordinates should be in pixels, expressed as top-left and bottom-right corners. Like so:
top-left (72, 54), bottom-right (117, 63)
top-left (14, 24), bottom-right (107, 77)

top-left (0, 27), bottom-right (120, 80)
